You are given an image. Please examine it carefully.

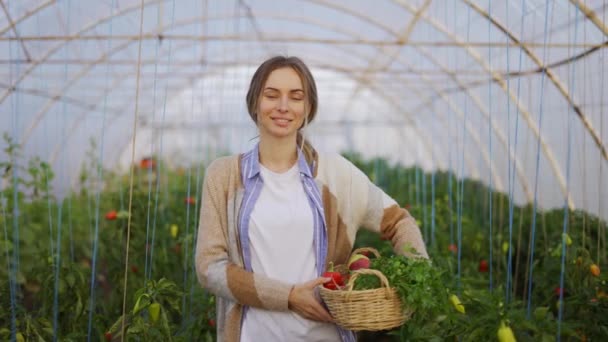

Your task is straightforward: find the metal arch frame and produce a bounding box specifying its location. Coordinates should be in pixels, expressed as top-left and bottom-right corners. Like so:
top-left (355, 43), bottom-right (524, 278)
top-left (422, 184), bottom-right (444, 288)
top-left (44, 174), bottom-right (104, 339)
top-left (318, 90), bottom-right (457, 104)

top-left (8, 14), bottom-right (441, 183)
top-left (16, 11), bottom-right (488, 195)
top-left (0, 0), bottom-right (168, 106)
top-left (45, 13), bottom-right (499, 189)
top-left (41, 46), bottom-right (436, 185)
top-left (389, 0), bottom-right (576, 208)
top-left (106, 55), bottom-right (446, 179)
top-left (0, 0), bottom-right (32, 61)
top-left (3, 0), bottom-right (602, 205)
top-left (570, 0), bottom-right (608, 36)
top-left (292, 2), bottom-right (526, 197)
top-left (415, 47), bottom-right (532, 201)
top-left (464, 0), bottom-right (607, 162)
top-left (39, 41), bottom-right (434, 184)
top-left (0, 0), bottom-right (55, 36)
top-left (305, 0), bottom-right (573, 206)
top-left (339, 0), bottom-right (432, 116)
top-left (6, 3), bottom-right (525, 199)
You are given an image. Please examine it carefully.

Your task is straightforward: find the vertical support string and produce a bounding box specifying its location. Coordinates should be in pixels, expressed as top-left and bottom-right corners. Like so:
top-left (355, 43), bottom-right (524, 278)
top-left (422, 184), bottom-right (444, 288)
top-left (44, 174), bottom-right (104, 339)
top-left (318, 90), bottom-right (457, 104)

top-left (526, 0), bottom-right (552, 318)
top-left (52, 0), bottom-right (72, 339)
top-left (557, 2), bottom-right (580, 339)
top-left (87, 0), bottom-right (115, 340)
top-left (120, 0), bottom-right (146, 339)
top-left (487, 0), bottom-right (494, 292)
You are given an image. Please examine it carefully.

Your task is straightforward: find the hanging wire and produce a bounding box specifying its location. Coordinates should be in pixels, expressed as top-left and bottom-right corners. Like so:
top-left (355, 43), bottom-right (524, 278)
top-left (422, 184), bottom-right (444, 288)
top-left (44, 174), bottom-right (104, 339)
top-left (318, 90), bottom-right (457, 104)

top-left (456, 0), bottom-right (472, 291)
top-left (431, 99), bottom-right (437, 248)
top-left (181, 0), bottom-right (204, 320)
top-left (557, 2), bottom-right (581, 339)
top-left (189, 0), bottom-right (209, 328)
top-left (120, 0), bottom-right (147, 338)
top-left (144, 1), bottom-right (163, 283)
top-left (487, 0), bottom-right (494, 292)
top-left (87, 0), bottom-right (115, 340)
top-left (52, 1), bottom-right (72, 339)
top-left (600, 0), bottom-right (606, 265)
top-left (506, 0), bottom-right (526, 304)
top-left (526, 0), bottom-right (552, 318)
top-left (149, 0), bottom-right (177, 282)
top-left (7, 1), bottom-right (22, 338)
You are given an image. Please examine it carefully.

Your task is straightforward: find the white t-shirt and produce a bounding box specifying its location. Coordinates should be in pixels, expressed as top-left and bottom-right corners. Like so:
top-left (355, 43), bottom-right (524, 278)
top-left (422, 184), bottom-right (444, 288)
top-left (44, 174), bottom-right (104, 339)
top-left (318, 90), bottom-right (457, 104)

top-left (240, 162), bottom-right (340, 342)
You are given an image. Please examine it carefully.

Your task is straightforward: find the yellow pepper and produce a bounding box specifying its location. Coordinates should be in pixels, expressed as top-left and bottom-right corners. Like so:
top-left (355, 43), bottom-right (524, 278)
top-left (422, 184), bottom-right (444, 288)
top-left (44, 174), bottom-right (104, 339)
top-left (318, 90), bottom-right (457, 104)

top-left (497, 321), bottom-right (517, 342)
top-left (170, 224), bottom-right (179, 238)
top-left (449, 294), bottom-right (465, 314)
top-left (563, 233), bottom-right (572, 246)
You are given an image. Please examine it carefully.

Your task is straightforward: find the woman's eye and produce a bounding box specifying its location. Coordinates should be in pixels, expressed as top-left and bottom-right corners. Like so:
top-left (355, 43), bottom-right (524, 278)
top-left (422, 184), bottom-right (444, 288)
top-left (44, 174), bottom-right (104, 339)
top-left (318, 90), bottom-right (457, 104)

top-left (264, 94), bottom-right (278, 99)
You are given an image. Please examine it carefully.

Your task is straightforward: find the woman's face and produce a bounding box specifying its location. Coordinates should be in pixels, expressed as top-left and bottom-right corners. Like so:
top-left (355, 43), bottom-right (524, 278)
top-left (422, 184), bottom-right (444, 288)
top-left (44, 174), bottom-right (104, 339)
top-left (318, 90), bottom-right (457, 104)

top-left (256, 67), bottom-right (307, 141)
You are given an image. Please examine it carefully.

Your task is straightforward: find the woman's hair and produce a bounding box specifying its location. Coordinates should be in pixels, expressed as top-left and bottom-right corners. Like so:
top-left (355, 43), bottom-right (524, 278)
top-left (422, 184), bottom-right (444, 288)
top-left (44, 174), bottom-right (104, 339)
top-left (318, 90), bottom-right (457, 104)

top-left (246, 55), bottom-right (318, 165)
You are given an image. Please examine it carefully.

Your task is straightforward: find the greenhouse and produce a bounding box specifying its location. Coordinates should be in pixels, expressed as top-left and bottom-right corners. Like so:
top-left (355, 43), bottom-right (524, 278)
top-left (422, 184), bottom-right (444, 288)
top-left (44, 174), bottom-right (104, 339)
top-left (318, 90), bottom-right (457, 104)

top-left (0, 0), bottom-right (606, 341)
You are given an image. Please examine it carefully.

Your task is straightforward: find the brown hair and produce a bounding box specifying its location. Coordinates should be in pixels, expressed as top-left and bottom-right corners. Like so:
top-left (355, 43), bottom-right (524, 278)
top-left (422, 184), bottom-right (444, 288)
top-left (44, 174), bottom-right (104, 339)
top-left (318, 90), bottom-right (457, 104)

top-left (246, 56), bottom-right (318, 165)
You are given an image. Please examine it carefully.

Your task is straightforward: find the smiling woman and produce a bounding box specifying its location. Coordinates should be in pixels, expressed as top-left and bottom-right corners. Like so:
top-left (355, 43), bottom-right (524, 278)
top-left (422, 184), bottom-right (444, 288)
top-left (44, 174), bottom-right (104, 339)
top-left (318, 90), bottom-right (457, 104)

top-left (195, 56), bottom-right (428, 342)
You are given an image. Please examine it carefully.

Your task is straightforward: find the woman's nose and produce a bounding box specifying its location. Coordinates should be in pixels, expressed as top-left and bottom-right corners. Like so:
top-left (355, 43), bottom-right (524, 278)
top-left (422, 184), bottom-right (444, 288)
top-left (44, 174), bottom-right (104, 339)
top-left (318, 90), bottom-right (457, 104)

top-left (278, 96), bottom-right (289, 111)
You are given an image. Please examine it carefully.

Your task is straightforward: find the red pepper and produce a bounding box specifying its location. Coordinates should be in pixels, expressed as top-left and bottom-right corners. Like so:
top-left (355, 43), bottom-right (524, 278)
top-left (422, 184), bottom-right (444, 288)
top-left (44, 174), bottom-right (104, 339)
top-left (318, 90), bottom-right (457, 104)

top-left (322, 262), bottom-right (344, 290)
top-left (478, 260), bottom-right (489, 273)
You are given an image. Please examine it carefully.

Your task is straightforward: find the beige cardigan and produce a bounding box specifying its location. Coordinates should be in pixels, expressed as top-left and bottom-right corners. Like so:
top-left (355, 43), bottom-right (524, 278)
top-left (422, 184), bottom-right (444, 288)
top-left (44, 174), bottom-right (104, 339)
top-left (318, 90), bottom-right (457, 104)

top-left (195, 152), bottom-right (428, 342)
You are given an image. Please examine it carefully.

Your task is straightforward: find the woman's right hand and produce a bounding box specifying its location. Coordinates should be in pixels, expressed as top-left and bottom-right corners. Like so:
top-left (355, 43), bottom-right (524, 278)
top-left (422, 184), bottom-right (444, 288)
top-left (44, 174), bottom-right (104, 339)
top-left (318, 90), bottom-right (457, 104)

top-left (288, 277), bottom-right (334, 323)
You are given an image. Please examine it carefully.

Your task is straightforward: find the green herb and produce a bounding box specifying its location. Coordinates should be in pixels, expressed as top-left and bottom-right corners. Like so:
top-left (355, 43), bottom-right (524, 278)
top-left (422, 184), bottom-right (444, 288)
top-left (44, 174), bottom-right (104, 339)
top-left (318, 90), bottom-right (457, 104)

top-left (352, 255), bottom-right (447, 320)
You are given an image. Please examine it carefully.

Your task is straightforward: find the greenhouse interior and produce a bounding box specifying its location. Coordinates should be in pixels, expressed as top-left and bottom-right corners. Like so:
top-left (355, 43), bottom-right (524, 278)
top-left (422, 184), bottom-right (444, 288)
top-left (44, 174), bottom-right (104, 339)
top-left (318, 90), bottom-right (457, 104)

top-left (1, 0), bottom-right (607, 341)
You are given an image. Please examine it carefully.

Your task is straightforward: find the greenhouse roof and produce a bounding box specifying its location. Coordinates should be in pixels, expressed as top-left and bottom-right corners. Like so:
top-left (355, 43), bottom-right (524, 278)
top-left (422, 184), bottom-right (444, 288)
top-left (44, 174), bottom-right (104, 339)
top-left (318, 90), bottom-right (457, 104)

top-left (0, 0), bottom-right (607, 218)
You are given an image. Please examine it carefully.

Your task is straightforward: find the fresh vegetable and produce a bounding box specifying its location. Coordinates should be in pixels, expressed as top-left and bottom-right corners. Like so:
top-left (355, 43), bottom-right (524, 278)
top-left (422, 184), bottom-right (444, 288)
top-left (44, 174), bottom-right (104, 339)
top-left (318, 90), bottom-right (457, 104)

top-left (16, 333), bottom-right (25, 342)
top-left (450, 294), bottom-right (465, 314)
top-left (149, 302), bottom-right (161, 323)
top-left (105, 210), bottom-right (117, 220)
top-left (502, 242), bottom-right (509, 254)
top-left (563, 233), bottom-right (572, 246)
top-left (104, 332), bottom-right (112, 341)
top-left (590, 264), bottom-right (600, 277)
top-left (184, 197), bottom-right (196, 205)
top-left (347, 254), bottom-right (370, 271)
top-left (170, 224), bottom-right (179, 238)
top-left (322, 262), bottom-right (344, 290)
top-left (140, 157), bottom-right (156, 169)
top-left (478, 260), bottom-right (489, 273)
top-left (448, 244), bottom-right (458, 253)
top-left (352, 255), bottom-right (446, 317)
top-left (497, 321), bottom-right (517, 342)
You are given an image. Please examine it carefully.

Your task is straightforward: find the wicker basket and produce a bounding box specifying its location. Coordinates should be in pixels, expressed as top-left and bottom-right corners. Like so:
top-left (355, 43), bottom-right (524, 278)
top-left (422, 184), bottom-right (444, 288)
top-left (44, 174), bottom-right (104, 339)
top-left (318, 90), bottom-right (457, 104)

top-left (319, 248), bottom-right (413, 331)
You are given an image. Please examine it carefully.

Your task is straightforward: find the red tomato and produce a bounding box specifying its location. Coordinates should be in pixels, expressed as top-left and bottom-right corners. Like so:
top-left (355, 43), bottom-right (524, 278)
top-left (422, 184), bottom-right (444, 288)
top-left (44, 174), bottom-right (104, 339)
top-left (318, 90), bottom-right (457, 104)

top-left (554, 287), bottom-right (565, 297)
top-left (184, 197), bottom-right (196, 205)
top-left (140, 158), bottom-right (156, 169)
top-left (448, 244), bottom-right (458, 253)
top-left (105, 210), bottom-right (117, 220)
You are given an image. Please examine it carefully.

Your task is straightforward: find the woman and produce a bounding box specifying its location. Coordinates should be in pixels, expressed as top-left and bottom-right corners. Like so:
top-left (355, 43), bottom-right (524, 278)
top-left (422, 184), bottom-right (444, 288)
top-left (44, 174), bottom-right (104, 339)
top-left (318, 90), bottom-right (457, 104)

top-left (195, 56), bottom-right (428, 342)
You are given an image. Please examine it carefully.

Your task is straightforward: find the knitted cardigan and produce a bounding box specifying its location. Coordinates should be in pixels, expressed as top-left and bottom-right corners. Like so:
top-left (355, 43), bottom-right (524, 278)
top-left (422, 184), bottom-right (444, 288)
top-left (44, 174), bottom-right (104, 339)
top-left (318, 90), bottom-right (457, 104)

top-left (195, 151), bottom-right (428, 342)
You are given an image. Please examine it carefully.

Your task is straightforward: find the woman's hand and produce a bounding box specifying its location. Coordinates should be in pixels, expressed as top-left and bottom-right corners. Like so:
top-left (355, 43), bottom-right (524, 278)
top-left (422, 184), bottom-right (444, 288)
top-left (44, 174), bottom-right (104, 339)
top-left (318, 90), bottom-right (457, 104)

top-left (288, 277), bottom-right (334, 323)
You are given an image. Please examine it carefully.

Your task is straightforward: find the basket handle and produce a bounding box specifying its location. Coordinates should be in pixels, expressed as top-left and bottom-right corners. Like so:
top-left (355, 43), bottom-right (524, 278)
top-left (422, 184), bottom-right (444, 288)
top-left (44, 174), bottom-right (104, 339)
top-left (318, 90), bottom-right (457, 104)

top-left (344, 268), bottom-right (393, 299)
top-left (350, 247), bottom-right (381, 259)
